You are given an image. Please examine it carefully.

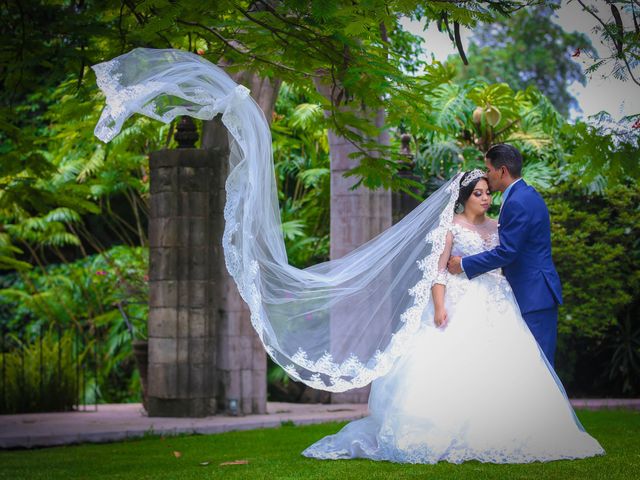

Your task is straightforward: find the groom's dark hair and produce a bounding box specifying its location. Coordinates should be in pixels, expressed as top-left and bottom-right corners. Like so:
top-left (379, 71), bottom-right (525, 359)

top-left (485, 144), bottom-right (522, 178)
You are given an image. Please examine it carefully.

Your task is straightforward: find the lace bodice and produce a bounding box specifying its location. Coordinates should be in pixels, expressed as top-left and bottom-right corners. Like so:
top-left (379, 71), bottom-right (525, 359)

top-left (450, 219), bottom-right (499, 257)
top-left (427, 216), bottom-right (513, 318)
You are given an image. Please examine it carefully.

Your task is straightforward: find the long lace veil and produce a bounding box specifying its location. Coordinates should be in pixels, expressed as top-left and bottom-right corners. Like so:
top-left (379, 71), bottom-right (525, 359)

top-left (92, 48), bottom-right (461, 392)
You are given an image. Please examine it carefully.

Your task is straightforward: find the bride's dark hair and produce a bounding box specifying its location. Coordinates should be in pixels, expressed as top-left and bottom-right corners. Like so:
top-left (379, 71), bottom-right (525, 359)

top-left (455, 171), bottom-right (488, 212)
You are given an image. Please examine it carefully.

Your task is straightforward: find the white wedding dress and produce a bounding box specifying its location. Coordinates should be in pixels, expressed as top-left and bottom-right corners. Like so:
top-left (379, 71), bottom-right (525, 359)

top-left (302, 217), bottom-right (605, 464)
top-left (90, 49), bottom-right (604, 464)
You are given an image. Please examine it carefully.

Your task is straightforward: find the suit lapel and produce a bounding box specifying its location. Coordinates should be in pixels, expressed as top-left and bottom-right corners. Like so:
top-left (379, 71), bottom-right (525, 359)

top-left (498, 179), bottom-right (526, 224)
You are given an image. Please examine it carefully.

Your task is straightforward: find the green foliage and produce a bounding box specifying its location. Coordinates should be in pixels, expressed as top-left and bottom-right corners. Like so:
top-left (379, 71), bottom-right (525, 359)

top-left (547, 182), bottom-right (640, 338)
top-left (272, 83), bottom-right (331, 267)
top-left (0, 246), bottom-right (149, 404)
top-left (572, 1), bottom-right (640, 89)
top-left (412, 79), bottom-right (565, 185)
top-left (0, 328), bottom-right (85, 414)
top-left (452, 4), bottom-right (594, 116)
top-left (0, 0), bottom-right (533, 197)
top-left (559, 115), bottom-right (640, 192)
top-left (546, 181), bottom-right (640, 395)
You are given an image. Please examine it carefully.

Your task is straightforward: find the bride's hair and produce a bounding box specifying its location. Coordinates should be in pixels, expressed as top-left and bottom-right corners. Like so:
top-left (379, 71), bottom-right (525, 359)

top-left (455, 170), bottom-right (488, 212)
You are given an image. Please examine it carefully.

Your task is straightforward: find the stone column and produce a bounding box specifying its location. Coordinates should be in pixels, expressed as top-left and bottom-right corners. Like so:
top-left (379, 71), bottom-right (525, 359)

top-left (147, 117), bottom-right (266, 417)
top-left (147, 147), bottom-right (219, 417)
top-left (328, 128), bottom-right (393, 404)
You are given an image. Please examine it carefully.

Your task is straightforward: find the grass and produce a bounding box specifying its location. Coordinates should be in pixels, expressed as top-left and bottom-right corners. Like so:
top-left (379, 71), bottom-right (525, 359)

top-left (0, 409), bottom-right (638, 479)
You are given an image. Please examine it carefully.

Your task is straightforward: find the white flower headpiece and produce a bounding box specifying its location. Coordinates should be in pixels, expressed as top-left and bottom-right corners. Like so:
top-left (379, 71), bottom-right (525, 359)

top-left (461, 169), bottom-right (486, 187)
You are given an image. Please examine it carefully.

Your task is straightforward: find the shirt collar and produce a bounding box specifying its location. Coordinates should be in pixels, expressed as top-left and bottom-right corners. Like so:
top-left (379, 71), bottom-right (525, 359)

top-left (502, 177), bottom-right (523, 203)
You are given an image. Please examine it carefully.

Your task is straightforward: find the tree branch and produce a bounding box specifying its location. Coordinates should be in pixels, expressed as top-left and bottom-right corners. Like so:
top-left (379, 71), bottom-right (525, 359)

top-left (176, 19), bottom-right (320, 77)
top-left (454, 21), bottom-right (468, 65)
top-left (577, 0), bottom-right (640, 87)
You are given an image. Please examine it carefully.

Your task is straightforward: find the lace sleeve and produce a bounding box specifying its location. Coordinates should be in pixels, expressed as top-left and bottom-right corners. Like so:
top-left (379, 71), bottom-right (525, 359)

top-left (432, 230), bottom-right (454, 286)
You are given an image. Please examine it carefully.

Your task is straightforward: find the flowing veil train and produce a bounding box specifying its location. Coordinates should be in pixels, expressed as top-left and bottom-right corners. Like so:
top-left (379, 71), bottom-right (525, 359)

top-left (92, 48), bottom-right (607, 465)
top-left (93, 47), bottom-right (461, 392)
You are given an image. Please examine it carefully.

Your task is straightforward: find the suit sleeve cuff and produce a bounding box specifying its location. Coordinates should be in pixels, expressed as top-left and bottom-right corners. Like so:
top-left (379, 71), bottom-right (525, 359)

top-left (460, 257), bottom-right (470, 279)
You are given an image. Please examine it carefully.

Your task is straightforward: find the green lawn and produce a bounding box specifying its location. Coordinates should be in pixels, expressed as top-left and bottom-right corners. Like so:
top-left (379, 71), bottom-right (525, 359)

top-left (1, 409), bottom-right (638, 479)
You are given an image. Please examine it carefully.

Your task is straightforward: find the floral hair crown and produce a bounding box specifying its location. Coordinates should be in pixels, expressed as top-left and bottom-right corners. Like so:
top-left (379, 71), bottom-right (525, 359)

top-left (461, 169), bottom-right (486, 187)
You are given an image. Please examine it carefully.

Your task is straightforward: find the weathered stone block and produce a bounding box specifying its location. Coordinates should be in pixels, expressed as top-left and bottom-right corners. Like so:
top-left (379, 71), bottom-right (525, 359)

top-left (218, 310), bottom-right (241, 337)
top-left (227, 369), bottom-right (241, 399)
top-left (149, 281), bottom-right (178, 308)
top-left (177, 247), bottom-right (208, 281)
top-left (150, 166), bottom-right (177, 194)
top-left (149, 218), bottom-right (178, 247)
top-left (216, 334), bottom-right (239, 370)
top-left (148, 307), bottom-right (178, 338)
top-left (252, 343), bottom-right (266, 371)
top-left (179, 166), bottom-right (210, 192)
top-left (219, 280), bottom-right (245, 309)
top-left (147, 362), bottom-right (176, 398)
top-left (147, 397), bottom-right (210, 417)
top-left (150, 191), bottom-right (177, 218)
top-left (178, 217), bottom-right (208, 246)
top-left (149, 337), bottom-right (177, 365)
top-left (211, 187), bottom-right (227, 215)
top-left (239, 311), bottom-right (256, 337)
top-left (252, 368), bottom-right (266, 398)
top-left (176, 361), bottom-right (190, 398)
top-left (188, 363), bottom-right (207, 397)
top-left (187, 337), bottom-right (209, 364)
top-left (150, 247), bottom-right (177, 280)
top-left (179, 192), bottom-right (209, 218)
top-left (178, 280), bottom-right (207, 308)
top-left (175, 308), bottom-right (207, 338)
top-left (241, 369), bottom-right (252, 398)
top-left (237, 336), bottom-right (253, 370)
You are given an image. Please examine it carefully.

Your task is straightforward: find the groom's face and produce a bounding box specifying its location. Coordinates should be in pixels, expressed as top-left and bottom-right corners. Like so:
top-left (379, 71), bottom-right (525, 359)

top-left (484, 158), bottom-right (504, 192)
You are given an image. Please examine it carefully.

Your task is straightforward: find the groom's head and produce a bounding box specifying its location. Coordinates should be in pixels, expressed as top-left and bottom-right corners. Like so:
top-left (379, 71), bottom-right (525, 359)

top-left (484, 144), bottom-right (522, 192)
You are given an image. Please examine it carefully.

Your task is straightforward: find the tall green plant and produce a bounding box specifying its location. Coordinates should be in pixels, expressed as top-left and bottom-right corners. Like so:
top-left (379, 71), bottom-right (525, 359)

top-left (0, 328), bottom-right (87, 414)
top-left (272, 83), bottom-right (331, 267)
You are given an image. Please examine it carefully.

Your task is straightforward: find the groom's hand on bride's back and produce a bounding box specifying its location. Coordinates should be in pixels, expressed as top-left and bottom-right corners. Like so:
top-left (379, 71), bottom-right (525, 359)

top-left (448, 256), bottom-right (463, 274)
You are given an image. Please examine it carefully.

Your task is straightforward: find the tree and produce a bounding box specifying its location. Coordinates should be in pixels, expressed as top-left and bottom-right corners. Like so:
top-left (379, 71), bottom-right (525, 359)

top-left (451, 4), bottom-right (594, 116)
top-left (572, 0), bottom-right (640, 88)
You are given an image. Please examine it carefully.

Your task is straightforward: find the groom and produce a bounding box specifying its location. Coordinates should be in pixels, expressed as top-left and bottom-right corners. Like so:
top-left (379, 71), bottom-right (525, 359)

top-left (447, 144), bottom-right (563, 367)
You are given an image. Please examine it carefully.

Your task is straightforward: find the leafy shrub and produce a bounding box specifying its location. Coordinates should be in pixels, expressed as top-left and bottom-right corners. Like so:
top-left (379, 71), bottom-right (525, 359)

top-left (0, 246), bottom-right (148, 404)
top-left (545, 181), bottom-right (640, 395)
top-left (0, 328), bottom-right (87, 413)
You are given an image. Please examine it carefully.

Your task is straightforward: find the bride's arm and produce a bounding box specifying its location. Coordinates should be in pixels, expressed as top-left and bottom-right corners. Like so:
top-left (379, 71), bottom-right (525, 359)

top-left (431, 231), bottom-right (453, 327)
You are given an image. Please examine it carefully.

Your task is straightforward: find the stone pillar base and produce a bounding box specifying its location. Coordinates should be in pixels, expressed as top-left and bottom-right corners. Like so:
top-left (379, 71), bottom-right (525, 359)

top-left (147, 397), bottom-right (216, 418)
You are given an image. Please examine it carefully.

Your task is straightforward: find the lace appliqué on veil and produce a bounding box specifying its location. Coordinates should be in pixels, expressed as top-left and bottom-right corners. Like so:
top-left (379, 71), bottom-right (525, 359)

top-left (92, 49), bottom-right (468, 393)
top-left (222, 165), bottom-right (461, 391)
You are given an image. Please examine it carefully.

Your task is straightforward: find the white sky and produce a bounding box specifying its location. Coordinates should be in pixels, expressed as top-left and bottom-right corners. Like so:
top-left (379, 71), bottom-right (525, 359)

top-left (400, 1), bottom-right (639, 122)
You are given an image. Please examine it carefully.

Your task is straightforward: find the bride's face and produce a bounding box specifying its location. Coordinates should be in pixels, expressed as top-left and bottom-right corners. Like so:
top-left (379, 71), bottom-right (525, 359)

top-left (464, 179), bottom-right (491, 215)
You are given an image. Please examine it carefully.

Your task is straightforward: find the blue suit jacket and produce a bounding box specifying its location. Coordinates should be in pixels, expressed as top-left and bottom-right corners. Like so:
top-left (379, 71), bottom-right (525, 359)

top-left (462, 180), bottom-right (563, 315)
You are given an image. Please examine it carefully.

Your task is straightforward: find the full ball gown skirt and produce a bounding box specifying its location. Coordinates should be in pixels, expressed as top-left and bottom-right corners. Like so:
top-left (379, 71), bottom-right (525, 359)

top-left (302, 222), bottom-right (605, 464)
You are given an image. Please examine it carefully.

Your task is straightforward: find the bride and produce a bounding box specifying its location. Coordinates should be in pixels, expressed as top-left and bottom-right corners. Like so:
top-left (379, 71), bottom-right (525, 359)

top-left (301, 171), bottom-right (604, 463)
top-left (91, 48), bottom-right (604, 464)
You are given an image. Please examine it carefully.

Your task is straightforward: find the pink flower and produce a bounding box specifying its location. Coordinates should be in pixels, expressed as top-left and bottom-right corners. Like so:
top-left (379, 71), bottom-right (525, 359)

top-left (95, 270), bottom-right (107, 276)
